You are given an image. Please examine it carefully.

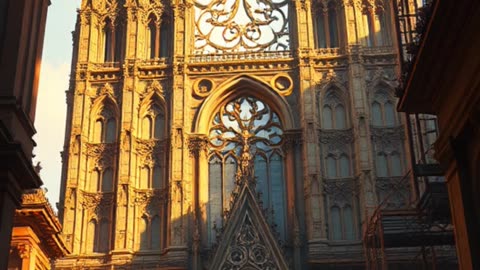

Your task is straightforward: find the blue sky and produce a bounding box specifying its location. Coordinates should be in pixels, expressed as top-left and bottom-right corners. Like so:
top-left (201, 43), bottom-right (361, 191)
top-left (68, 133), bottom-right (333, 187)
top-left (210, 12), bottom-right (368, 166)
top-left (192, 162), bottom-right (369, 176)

top-left (34, 0), bottom-right (81, 208)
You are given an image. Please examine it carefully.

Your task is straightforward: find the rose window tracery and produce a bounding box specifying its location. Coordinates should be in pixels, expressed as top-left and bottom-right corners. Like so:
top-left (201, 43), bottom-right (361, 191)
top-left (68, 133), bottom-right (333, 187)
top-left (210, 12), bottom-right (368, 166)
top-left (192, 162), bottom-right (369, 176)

top-left (207, 96), bottom-right (286, 245)
top-left (194, 0), bottom-right (290, 54)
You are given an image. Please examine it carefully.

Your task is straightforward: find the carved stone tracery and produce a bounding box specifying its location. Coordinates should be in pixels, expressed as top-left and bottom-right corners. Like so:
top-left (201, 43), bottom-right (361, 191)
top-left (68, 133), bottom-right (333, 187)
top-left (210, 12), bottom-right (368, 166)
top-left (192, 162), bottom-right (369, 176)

top-left (220, 214), bottom-right (278, 270)
top-left (193, 0), bottom-right (290, 53)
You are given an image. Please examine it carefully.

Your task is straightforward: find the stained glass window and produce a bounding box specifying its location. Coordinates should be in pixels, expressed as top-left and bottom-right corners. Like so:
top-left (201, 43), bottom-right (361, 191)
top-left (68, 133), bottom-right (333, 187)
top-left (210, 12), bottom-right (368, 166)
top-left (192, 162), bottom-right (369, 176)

top-left (207, 96), bottom-right (286, 245)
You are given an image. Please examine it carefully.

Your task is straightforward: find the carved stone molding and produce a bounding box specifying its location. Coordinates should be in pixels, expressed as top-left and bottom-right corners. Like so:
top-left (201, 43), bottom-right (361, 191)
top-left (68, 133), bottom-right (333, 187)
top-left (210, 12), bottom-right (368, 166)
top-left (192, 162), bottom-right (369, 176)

top-left (366, 66), bottom-right (396, 85)
top-left (135, 137), bottom-right (168, 166)
top-left (318, 128), bottom-right (354, 145)
top-left (85, 142), bottom-right (117, 169)
top-left (134, 188), bottom-right (168, 215)
top-left (187, 135), bottom-right (208, 157)
top-left (371, 125), bottom-right (405, 152)
top-left (80, 191), bottom-right (115, 218)
top-left (282, 130), bottom-right (303, 153)
top-left (138, 80), bottom-right (167, 101)
top-left (323, 178), bottom-right (358, 206)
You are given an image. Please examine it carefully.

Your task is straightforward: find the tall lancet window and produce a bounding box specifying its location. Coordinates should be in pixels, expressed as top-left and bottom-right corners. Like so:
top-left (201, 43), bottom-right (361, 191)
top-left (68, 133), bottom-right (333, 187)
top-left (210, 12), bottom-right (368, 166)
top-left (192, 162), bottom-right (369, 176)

top-left (362, 1), bottom-right (391, 47)
top-left (103, 17), bottom-right (114, 62)
top-left (159, 17), bottom-right (171, 57)
top-left (147, 14), bottom-right (172, 59)
top-left (207, 96), bottom-right (286, 246)
top-left (314, 1), bottom-right (341, 48)
top-left (139, 100), bottom-right (166, 190)
top-left (147, 14), bottom-right (158, 59)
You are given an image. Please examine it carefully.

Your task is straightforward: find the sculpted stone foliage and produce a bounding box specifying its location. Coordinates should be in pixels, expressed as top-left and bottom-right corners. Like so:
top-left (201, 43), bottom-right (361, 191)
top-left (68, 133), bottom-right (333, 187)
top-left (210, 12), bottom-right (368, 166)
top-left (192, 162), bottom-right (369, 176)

top-left (80, 191), bottom-right (114, 218)
top-left (135, 137), bottom-right (167, 166)
top-left (371, 125), bottom-right (405, 152)
top-left (86, 142), bottom-right (117, 169)
top-left (319, 129), bottom-right (353, 148)
top-left (324, 179), bottom-right (357, 205)
top-left (134, 188), bottom-right (168, 215)
top-left (138, 80), bottom-right (166, 101)
top-left (187, 135), bottom-right (209, 157)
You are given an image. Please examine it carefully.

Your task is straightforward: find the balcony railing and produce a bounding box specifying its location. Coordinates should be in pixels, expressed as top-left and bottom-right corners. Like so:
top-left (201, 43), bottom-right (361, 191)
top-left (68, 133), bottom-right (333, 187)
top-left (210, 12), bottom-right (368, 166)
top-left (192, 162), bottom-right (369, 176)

top-left (188, 50), bottom-right (292, 63)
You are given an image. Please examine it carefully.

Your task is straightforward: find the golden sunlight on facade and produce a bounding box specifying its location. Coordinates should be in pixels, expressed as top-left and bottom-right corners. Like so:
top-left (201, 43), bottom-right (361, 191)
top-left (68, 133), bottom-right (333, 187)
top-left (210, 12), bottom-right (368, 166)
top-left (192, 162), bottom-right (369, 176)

top-left (9, 189), bottom-right (69, 270)
top-left (51, 0), bottom-right (459, 269)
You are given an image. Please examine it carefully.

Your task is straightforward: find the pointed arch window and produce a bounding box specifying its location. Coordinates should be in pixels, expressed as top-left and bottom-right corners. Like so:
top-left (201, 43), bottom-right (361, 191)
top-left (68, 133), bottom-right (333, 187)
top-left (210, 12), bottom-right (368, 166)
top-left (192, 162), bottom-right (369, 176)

top-left (207, 96), bottom-right (286, 246)
top-left (89, 169), bottom-right (100, 192)
top-left (98, 220), bottom-right (110, 252)
top-left (100, 16), bottom-right (124, 62)
top-left (325, 154), bottom-right (352, 178)
top-left (102, 168), bottom-right (113, 192)
top-left (371, 89), bottom-right (397, 127)
top-left (103, 18), bottom-right (113, 62)
top-left (92, 105), bottom-right (117, 143)
top-left (391, 152), bottom-right (402, 176)
top-left (376, 153), bottom-right (388, 177)
top-left (85, 219), bottom-right (110, 253)
top-left (141, 103), bottom-right (166, 140)
top-left (329, 204), bottom-right (357, 240)
top-left (137, 215), bottom-right (163, 250)
top-left (138, 216), bottom-right (149, 250)
top-left (86, 220), bottom-right (96, 252)
top-left (138, 100), bottom-right (166, 190)
top-left (147, 14), bottom-right (172, 59)
top-left (89, 167), bottom-right (114, 192)
top-left (159, 19), bottom-right (170, 57)
top-left (148, 14), bottom-right (158, 59)
top-left (320, 88), bottom-right (348, 129)
top-left (376, 152), bottom-right (404, 177)
top-left (139, 164), bottom-right (164, 190)
top-left (314, 1), bottom-right (341, 48)
top-left (362, 3), bottom-right (391, 47)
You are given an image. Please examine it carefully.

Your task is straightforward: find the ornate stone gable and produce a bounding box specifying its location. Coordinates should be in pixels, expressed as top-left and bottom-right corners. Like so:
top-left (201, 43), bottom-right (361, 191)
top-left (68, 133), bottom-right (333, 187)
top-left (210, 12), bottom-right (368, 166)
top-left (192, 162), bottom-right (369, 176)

top-left (209, 184), bottom-right (289, 270)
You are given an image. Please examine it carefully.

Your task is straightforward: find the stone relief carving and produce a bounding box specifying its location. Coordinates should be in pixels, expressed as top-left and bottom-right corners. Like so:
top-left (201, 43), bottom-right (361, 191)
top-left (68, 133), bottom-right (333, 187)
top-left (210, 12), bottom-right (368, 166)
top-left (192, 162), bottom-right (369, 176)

top-left (139, 80), bottom-right (167, 101)
top-left (324, 179), bottom-right (358, 206)
top-left (219, 214), bottom-right (279, 270)
top-left (187, 135), bottom-right (209, 157)
top-left (86, 142), bottom-right (117, 169)
top-left (319, 129), bottom-right (354, 150)
top-left (370, 125), bottom-right (405, 152)
top-left (135, 137), bottom-right (167, 166)
top-left (134, 188), bottom-right (168, 215)
top-left (80, 191), bottom-right (114, 218)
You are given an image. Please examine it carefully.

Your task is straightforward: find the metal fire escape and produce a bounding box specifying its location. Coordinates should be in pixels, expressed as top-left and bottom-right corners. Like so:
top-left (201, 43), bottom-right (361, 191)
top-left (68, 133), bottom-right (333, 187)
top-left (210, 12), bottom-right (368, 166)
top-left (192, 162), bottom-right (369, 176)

top-left (363, 1), bottom-right (457, 269)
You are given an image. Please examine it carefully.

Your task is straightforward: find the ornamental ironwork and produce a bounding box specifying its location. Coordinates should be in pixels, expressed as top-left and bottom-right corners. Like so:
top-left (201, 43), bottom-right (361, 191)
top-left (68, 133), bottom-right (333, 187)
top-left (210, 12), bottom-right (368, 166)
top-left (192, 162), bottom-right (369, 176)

top-left (194, 0), bottom-right (290, 54)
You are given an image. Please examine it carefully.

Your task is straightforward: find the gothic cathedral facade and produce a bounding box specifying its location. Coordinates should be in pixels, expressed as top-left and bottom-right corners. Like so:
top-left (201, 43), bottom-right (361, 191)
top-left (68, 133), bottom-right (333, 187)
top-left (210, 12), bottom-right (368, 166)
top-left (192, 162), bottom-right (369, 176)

top-left (56, 0), bottom-right (410, 269)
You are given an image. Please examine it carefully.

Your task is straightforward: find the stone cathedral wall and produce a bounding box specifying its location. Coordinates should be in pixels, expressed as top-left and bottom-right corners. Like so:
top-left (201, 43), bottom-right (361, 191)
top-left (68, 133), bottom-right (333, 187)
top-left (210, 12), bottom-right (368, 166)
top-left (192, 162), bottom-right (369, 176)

top-left (56, 0), bottom-right (413, 269)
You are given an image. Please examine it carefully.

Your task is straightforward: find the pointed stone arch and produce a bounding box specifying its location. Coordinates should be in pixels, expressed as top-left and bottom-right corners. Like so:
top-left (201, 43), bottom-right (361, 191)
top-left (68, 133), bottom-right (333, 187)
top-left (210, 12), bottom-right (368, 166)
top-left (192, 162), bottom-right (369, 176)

top-left (193, 75), bottom-right (294, 133)
top-left (318, 82), bottom-right (350, 129)
top-left (209, 184), bottom-right (289, 270)
top-left (90, 94), bottom-right (119, 143)
top-left (139, 83), bottom-right (167, 140)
